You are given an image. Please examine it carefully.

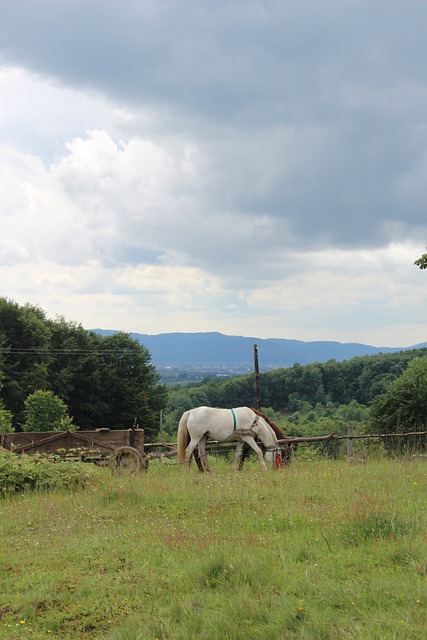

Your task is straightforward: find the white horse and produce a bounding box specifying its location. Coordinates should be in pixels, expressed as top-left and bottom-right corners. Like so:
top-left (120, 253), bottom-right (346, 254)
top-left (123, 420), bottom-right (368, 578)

top-left (177, 406), bottom-right (279, 471)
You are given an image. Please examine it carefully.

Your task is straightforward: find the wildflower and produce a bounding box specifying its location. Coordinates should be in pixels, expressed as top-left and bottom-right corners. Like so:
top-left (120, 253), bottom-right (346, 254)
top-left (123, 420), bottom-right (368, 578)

top-left (296, 606), bottom-right (305, 620)
top-left (19, 620), bottom-right (25, 625)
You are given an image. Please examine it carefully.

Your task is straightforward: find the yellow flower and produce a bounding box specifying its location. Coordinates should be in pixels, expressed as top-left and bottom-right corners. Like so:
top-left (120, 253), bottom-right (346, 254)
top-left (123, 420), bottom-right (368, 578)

top-left (19, 620), bottom-right (25, 625)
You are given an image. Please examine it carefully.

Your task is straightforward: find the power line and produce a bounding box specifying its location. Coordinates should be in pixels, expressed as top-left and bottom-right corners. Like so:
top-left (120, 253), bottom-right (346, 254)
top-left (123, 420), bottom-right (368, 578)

top-left (0, 348), bottom-right (139, 355)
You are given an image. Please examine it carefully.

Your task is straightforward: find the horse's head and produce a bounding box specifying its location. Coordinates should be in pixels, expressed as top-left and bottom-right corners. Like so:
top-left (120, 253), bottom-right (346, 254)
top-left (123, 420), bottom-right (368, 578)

top-left (255, 415), bottom-right (279, 467)
top-left (263, 448), bottom-right (276, 467)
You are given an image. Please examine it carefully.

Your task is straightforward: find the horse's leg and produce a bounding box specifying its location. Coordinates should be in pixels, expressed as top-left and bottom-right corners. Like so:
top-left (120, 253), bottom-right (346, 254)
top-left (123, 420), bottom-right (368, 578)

top-left (238, 443), bottom-right (251, 470)
top-left (184, 437), bottom-right (201, 469)
top-left (240, 435), bottom-right (267, 470)
top-left (193, 447), bottom-right (204, 472)
top-left (198, 435), bottom-right (210, 472)
top-left (234, 442), bottom-right (244, 471)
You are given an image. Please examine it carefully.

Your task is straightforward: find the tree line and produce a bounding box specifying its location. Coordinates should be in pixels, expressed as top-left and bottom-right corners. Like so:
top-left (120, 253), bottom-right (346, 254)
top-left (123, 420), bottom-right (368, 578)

top-left (2, 297), bottom-right (426, 454)
top-left (0, 298), bottom-right (167, 439)
top-left (165, 348), bottom-right (427, 453)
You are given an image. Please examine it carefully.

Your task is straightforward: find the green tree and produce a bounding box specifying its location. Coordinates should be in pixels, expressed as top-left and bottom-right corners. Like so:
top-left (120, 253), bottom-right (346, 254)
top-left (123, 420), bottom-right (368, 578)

top-left (414, 252), bottom-right (427, 269)
top-left (336, 400), bottom-right (368, 424)
top-left (0, 407), bottom-right (14, 434)
top-left (0, 298), bottom-right (52, 425)
top-left (47, 320), bottom-right (103, 429)
top-left (198, 374), bottom-right (256, 408)
top-left (23, 390), bottom-right (69, 432)
top-left (367, 357), bottom-right (427, 452)
top-left (0, 299), bottom-right (168, 436)
top-left (95, 332), bottom-right (168, 439)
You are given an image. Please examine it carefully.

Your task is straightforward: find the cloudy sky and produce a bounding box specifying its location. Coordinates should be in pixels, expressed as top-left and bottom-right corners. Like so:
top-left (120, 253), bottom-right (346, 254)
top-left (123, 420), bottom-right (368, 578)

top-left (1, 1), bottom-right (427, 348)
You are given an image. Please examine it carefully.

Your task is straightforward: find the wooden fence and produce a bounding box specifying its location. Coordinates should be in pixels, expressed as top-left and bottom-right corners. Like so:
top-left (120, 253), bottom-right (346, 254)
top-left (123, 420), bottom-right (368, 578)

top-left (145, 428), bottom-right (427, 461)
top-left (276, 428), bottom-right (427, 458)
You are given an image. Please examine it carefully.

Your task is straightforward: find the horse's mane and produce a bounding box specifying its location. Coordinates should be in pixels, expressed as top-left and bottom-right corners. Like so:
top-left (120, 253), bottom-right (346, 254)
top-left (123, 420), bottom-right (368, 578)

top-left (251, 408), bottom-right (286, 440)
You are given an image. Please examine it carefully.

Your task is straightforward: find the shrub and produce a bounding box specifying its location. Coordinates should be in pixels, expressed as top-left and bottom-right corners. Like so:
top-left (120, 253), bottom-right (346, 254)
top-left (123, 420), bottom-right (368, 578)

top-left (0, 407), bottom-right (14, 434)
top-left (23, 390), bottom-right (69, 432)
top-left (0, 451), bottom-right (95, 495)
top-left (55, 413), bottom-right (79, 432)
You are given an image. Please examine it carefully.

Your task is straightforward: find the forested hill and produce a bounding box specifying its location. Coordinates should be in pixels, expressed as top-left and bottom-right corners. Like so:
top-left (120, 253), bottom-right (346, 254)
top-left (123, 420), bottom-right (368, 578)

top-left (2, 298), bottom-right (427, 446)
top-left (92, 330), bottom-right (427, 368)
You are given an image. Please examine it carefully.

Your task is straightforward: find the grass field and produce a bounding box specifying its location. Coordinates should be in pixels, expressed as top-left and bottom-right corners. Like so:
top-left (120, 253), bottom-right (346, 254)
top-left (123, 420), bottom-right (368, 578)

top-left (0, 456), bottom-right (426, 639)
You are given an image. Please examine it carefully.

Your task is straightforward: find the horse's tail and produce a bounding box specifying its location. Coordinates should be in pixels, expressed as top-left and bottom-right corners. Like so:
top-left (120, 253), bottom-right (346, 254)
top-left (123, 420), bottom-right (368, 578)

top-left (177, 410), bottom-right (191, 462)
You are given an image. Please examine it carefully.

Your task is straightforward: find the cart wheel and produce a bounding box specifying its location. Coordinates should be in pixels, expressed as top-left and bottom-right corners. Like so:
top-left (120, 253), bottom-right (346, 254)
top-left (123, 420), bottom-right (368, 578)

top-left (109, 446), bottom-right (148, 475)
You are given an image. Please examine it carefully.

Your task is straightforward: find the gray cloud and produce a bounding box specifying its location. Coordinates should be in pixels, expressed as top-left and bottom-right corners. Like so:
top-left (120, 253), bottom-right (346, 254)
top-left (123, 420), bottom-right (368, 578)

top-left (3, 2), bottom-right (426, 111)
top-left (1, 1), bottom-right (427, 344)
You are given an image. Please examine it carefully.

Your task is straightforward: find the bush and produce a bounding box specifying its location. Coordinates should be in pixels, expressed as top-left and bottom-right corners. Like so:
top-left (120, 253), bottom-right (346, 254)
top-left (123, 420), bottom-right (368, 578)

top-left (0, 407), bottom-right (14, 434)
top-left (0, 451), bottom-right (96, 495)
top-left (23, 390), bottom-right (70, 432)
top-left (55, 414), bottom-right (79, 432)
top-left (367, 358), bottom-right (427, 453)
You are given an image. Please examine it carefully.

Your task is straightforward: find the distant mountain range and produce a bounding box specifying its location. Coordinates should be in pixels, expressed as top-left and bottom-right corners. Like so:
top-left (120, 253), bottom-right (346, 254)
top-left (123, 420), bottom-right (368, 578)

top-left (92, 330), bottom-right (427, 370)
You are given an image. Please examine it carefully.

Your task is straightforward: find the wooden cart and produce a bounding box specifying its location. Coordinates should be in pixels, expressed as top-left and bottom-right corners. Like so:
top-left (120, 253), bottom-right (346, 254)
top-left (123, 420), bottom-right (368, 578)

top-left (0, 428), bottom-right (148, 475)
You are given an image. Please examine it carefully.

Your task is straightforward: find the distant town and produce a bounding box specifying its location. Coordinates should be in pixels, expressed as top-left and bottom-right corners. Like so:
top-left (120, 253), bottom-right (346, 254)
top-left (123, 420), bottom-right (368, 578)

top-left (157, 364), bottom-right (255, 385)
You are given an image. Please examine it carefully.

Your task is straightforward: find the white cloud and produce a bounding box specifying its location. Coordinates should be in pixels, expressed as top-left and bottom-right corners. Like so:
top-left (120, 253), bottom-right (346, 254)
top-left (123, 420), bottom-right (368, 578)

top-left (1, 2), bottom-right (427, 348)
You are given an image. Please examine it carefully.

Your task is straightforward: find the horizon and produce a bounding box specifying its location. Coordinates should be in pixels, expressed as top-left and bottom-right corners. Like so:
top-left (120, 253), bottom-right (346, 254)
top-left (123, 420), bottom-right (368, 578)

top-left (92, 327), bottom-right (426, 351)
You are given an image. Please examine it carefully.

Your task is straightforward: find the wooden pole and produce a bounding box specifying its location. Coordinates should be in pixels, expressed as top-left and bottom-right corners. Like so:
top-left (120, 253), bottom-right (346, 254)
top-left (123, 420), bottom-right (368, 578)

top-left (275, 430), bottom-right (427, 446)
top-left (130, 417), bottom-right (137, 448)
top-left (347, 424), bottom-right (354, 458)
top-left (254, 344), bottom-right (261, 410)
top-left (159, 410), bottom-right (163, 440)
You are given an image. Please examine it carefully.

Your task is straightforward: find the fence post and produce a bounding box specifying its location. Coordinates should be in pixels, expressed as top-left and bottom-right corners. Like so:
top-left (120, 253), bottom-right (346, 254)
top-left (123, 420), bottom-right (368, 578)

top-left (347, 424), bottom-right (354, 458)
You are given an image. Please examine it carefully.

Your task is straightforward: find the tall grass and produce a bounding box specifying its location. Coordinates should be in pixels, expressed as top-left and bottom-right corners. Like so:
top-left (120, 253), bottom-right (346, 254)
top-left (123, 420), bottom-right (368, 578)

top-left (0, 457), bottom-right (425, 639)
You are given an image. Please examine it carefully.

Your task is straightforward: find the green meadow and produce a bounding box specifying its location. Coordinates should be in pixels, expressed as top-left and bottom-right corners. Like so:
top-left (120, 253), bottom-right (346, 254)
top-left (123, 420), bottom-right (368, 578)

top-left (0, 456), bottom-right (425, 639)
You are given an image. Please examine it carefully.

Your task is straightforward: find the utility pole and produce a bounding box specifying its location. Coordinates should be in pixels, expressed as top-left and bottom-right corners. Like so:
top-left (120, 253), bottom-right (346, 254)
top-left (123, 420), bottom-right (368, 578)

top-left (254, 344), bottom-right (261, 410)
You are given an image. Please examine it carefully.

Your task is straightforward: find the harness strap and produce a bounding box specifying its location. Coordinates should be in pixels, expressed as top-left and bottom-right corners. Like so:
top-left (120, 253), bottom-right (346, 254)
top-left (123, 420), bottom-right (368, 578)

top-left (230, 408), bottom-right (260, 433)
top-left (230, 409), bottom-right (259, 431)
